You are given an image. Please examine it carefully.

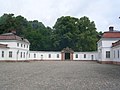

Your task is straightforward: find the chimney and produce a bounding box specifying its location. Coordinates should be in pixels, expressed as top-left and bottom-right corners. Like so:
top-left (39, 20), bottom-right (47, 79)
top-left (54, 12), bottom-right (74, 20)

top-left (109, 26), bottom-right (114, 32)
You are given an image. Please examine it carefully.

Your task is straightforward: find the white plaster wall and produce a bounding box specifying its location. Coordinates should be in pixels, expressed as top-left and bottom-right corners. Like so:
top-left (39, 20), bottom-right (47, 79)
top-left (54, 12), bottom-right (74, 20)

top-left (97, 38), bottom-right (120, 62)
top-left (100, 47), bottom-right (112, 61)
top-left (0, 48), bottom-right (8, 60)
top-left (17, 49), bottom-right (29, 61)
top-left (73, 52), bottom-right (98, 60)
top-left (112, 45), bottom-right (120, 62)
top-left (29, 51), bottom-right (61, 60)
top-left (0, 40), bottom-right (30, 50)
top-left (0, 40), bottom-right (30, 61)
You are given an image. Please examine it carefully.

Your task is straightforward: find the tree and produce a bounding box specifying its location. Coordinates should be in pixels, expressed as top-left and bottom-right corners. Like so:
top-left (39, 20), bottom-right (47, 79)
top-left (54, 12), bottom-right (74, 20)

top-left (0, 13), bottom-right (99, 51)
top-left (77, 16), bottom-right (98, 51)
top-left (53, 16), bottom-right (98, 51)
top-left (53, 16), bottom-right (79, 50)
top-left (0, 13), bottom-right (16, 34)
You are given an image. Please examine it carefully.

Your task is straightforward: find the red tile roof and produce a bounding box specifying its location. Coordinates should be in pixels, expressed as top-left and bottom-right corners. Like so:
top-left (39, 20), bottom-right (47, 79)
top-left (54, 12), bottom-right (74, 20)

top-left (0, 44), bottom-right (8, 48)
top-left (102, 32), bottom-right (120, 38)
top-left (112, 40), bottom-right (120, 47)
top-left (0, 33), bottom-right (30, 43)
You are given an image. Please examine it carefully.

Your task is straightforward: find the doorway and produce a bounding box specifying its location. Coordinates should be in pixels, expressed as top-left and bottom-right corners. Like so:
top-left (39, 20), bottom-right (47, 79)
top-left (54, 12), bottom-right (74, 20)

top-left (61, 47), bottom-right (74, 61)
top-left (91, 55), bottom-right (94, 60)
top-left (65, 53), bottom-right (70, 60)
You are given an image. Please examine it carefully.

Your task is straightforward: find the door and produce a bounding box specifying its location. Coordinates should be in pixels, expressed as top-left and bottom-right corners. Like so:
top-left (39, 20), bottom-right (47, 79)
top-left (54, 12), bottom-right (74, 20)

top-left (91, 55), bottom-right (94, 60)
top-left (65, 53), bottom-right (70, 60)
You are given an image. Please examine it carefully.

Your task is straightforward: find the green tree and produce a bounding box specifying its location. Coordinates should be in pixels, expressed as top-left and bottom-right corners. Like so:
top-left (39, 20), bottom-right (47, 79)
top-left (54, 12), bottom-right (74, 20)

top-left (0, 13), bottom-right (16, 34)
top-left (0, 13), bottom-right (99, 51)
top-left (53, 16), bottom-right (98, 51)
top-left (53, 16), bottom-right (79, 50)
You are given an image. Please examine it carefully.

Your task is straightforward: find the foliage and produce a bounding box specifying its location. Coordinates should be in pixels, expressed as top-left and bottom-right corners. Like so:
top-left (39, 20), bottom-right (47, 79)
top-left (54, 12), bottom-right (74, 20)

top-left (53, 16), bottom-right (99, 51)
top-left (0, 13), bottom-right (101, 51)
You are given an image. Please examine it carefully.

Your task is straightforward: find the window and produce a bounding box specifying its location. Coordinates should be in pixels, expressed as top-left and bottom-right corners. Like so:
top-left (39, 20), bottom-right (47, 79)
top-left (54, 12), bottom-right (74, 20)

top-left (114, 50), bottom-right (115, 58)
top-left (34, 54), bottom-right (36, 58)
top-left (9, 51), bottom-right (12, 58)
top-left (76, 54), bottom-right (78, 58)
top-left (24, 52), bottom-right (25, 58)
top-left (57, 54), bottom-right (59, 58)
top-left (29, 54), bottom-right (30, 58)
top-left (106, 51), bottom-right (110, 58)
top-left (24, 44), bottom-right (25, 48)
top-left (21, 52), bottom-right (22, 58)
top-left (21, 44), bottom-right (23, 47)
top-left (41, 55), bottom-right (43, 60)
top-left (49, 54), bottom-right (51, 58)
top-left (118, 50), bottom-right (119, 58)
top-left (2, 51), bottom-right (4, 58)
top-left (84, 54), bottom-right (86, 58)
top-left (17, 43), bottom-right (19, 47)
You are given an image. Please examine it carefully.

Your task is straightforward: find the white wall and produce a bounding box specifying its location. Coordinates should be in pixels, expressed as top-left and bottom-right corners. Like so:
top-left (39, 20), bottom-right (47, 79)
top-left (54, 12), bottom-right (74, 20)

top-left (73, 52), bottom-right (98, 60)
top-left (0, 40), bottom-right (30, 50)
top-left (97, 38), bottom-right (120, 62)
top-left (29, 51), bottom-right (61, 60)
top-left (0, 48), bottom-right (8, 60)
top-left (0, 40), bottom-right (30, 61)
top-left (112, 45), bottom-right (120, 62)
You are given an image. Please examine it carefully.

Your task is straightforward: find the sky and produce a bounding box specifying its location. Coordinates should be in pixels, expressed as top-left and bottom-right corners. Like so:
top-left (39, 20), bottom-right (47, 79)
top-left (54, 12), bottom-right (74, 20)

top-left (0, 0), bottom-right (120, 32)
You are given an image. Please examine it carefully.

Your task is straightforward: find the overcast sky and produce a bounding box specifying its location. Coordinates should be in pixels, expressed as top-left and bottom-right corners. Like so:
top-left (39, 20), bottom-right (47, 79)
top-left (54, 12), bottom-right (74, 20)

top-left (0, 0), bottom-right (120, 32)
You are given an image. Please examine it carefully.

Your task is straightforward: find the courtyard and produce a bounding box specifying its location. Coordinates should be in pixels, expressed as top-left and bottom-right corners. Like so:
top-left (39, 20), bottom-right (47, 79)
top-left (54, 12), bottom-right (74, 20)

top-left (0, 61), bottom-right (120, 90)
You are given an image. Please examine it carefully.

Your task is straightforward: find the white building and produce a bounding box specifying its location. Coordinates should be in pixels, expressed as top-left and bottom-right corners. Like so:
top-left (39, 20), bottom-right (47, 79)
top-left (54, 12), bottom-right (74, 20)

top-left (97, 26), bottom-right (120, 64)
top-left (111, 40), bottom-right (120, 64)
top-left (0, 26), bottom-right (120, 65)
top-left (0, 32), bottom-right (97, 61)
top-left (0, 33), bottom-right (30, 61)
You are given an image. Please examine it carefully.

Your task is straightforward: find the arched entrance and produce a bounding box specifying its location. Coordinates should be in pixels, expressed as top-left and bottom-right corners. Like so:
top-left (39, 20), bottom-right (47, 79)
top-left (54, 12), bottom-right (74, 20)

top-left (61, 47), bottom-right (74, 60)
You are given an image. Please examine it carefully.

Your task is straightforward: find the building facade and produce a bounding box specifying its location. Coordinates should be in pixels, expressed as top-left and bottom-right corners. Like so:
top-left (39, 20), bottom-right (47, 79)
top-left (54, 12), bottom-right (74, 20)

top-left (0, 33), bottom-right (30, 61)
top-left (97, 26), bottom-right (120, 64)
top-left (0, 26), bottom-right (120, 64)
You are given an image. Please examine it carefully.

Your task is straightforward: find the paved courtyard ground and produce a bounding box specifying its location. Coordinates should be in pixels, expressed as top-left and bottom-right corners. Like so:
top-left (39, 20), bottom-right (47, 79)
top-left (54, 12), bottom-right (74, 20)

top-left (0, 61), bottom-right (120, 90)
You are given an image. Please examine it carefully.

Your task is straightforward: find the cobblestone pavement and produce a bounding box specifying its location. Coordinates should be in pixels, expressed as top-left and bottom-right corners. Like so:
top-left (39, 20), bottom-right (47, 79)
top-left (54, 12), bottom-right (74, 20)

top-left (0, 61), bottom-right (120, 90)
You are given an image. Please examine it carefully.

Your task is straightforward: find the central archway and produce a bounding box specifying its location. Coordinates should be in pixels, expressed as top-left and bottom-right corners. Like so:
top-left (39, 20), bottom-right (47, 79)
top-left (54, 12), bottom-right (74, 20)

top-left (61, 47), bottom-right (74, 61)
top-left (65, 53), bottom-right (70, 60)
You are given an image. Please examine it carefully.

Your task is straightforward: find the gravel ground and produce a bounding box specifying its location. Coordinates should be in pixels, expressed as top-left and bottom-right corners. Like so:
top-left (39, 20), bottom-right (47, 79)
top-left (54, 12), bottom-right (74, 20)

top-left (0, 61), bottom-right (120, 90)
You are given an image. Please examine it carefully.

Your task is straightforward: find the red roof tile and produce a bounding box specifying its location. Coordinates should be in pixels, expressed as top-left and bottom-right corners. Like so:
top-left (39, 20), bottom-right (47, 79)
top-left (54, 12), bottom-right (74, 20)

top-left (0, 33), bottom-right (30, 43)
top-left (0, 44), bottom-right (8, 48)
top-left (112, 40), bottom-right (120, 47)
top-left (102, 32), bottom-right (120, 38)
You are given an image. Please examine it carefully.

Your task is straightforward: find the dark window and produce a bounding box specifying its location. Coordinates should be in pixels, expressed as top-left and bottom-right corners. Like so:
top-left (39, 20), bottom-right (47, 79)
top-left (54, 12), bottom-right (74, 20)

top-left (114, 50), bottom-right (115, 58)
top-left (118, 50), bottom-right (119, 58)
top-left (57, 54), bottom-right (59, 58)
top-left (49, 54), bottom-right (51, 58)
top-left (21, 52), bottom-right (22, 58)
top-left (21, 44), bottom-right (23, 47)
top-left (2, 51), bottom-right (4, 58)
top-left (84, 54), bottom-right (86, 58)
top-left (34, 54), bottom-right (36, 58)
top-left (106, 51), bottom-right (110, 58)
top-left (17, 43), bottom-right (19, 47)
top-left (9, 51), bottom-right (12, 58)
top-left (76, 54), bottom-right (78, 58)
top-left (29, 54), bottom-right (30, 58)
top-left (24, 44), bottom-right (25, 48)
top-left (24, 52), bottom-right (25, 58)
